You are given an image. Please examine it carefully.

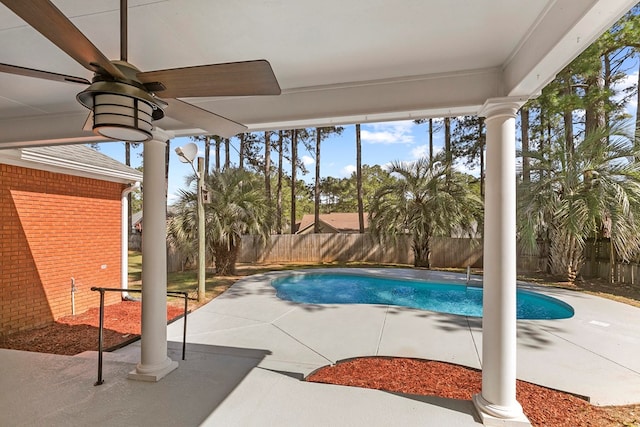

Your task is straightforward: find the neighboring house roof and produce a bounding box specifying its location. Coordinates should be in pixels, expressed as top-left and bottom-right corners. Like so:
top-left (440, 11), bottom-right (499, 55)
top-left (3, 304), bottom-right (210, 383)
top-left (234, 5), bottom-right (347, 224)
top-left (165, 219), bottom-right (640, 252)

top-left (0, 144), bottom-right (142, 184)
top-left (296, 213), bottom-right (368, 234)
top-left (131, 211), bottom-right (143, 227)
top-left (131, 205), bottom-right (178, 231)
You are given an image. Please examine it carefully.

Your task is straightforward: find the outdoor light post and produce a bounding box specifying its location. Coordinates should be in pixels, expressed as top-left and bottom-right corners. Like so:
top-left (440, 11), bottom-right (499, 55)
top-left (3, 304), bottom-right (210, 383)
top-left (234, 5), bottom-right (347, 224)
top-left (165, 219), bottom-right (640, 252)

top-left (176, 143), bottom-right (206, 303)
top-left (196, 156), bottom-right (205, 303)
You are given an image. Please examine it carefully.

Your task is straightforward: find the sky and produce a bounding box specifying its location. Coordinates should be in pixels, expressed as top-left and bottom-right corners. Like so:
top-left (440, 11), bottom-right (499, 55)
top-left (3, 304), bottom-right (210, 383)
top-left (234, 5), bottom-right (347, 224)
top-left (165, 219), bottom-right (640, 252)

top-left (95, 120), bottom-right (448, 205)
top-left (95, 68), bottom-right (638, 206)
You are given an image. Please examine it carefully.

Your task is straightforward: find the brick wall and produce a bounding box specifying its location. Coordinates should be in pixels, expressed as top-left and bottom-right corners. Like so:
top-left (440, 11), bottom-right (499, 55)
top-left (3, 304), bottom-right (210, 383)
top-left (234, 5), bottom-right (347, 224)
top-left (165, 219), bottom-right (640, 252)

top-left (1, 164), bottom-right (123, 336)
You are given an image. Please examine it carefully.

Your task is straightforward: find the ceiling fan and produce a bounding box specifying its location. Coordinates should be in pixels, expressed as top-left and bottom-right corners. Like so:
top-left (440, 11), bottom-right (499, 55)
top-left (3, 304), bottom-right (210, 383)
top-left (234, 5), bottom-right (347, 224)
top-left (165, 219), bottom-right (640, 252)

top-left (0, 0), bottom-right (281, 141)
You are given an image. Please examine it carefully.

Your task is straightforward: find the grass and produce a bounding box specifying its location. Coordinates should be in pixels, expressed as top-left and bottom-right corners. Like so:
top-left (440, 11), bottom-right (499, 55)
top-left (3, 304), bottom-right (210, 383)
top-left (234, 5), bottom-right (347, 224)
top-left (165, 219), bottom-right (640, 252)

top-left (127, 251), bottom-right (254, 309)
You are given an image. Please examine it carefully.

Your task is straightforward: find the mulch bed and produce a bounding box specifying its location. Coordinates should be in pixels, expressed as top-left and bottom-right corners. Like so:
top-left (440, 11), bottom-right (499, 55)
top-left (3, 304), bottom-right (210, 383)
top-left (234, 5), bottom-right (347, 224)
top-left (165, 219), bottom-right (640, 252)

top-left (0, 300), bottom-right (184, 356)
top-left (307, 357), bottom-right (637, 427)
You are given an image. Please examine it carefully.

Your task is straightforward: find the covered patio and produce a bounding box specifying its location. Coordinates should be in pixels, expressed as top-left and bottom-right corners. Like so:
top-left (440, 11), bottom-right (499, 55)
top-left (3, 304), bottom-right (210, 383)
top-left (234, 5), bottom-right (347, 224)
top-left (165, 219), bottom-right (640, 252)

top-left (2, 269), bottom-right (640, 426)
top-left (0, 1), bottom-right (637, 425)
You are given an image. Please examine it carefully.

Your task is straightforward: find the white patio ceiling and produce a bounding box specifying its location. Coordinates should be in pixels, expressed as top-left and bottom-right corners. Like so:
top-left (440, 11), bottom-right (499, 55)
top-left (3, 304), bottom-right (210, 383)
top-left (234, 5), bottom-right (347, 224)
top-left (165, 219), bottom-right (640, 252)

top-left (0, 0), bottom-right (636, 148)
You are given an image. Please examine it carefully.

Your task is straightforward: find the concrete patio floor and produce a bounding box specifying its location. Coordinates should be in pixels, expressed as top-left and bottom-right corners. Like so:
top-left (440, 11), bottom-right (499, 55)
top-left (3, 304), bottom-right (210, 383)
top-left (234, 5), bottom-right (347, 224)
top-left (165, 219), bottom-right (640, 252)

top-left (1, 268), bottom-right (639, 426)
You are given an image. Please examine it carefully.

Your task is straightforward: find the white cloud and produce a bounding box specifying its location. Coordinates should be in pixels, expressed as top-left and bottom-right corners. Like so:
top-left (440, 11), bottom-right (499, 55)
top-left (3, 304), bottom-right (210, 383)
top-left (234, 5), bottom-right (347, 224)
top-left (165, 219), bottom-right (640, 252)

top-left (301, 155), bottom-right (315, 166)
top-left (612, 70), bottom-right (638, 117)
top-left (410, 145), bottom-right (442, 160)
top-left (341, 164), bottom-right (356, 176)
top-left (410, 145), bottom-right (428, 159)
top-left (361, 120), bottom-right (415, 144)
top-left (455, 162), bottom-right (480, 177)
top-left (167, 192), bottom-right (181, 206)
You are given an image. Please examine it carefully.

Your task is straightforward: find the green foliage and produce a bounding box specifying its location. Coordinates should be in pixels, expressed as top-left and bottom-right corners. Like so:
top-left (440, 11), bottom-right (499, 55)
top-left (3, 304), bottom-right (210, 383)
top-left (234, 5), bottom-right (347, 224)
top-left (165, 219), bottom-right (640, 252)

top-left (305, 164), bottom-right (396, 214)
top-left (369, 158), bottom-right (483, 268)
top-left (451, 116), bottom-right (485, 169)
top-left (168, 167), bottom-right (272, 275)
top-left (517, 8), bottom-right (640, 283)
top-left (518, 122), bottom-right (640, 282)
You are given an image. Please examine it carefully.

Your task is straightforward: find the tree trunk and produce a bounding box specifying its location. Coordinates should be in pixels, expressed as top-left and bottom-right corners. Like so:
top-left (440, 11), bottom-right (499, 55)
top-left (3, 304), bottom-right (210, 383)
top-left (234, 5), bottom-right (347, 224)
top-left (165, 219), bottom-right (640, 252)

top-left (412, 236), bottom-right (431, 268)
top-left (585, 55), bottom-right (606, 142)
top-left (204, 136), bottom-right (211, 180)
top-left (164, 140), bottom-right (170, 203)
top-left (549, 227), bottom-right (583, 283)
top-left (264, 131), bottom-right (271, 201)
top-left (356, 124), bottom-right (364, 233)
top-left (563, 81), bottom-right (574, 161)
top-left (444, 117), bottom-right (452, 181)
top-left (290, 130), bottom-right (298, 234)
top-left (314, 128), bottom-right (321, 233)
top-left (213, 242), bottom-right (238, 275)
top-left (521, 107), bottom-right (530, 183)
top-left (428, 118), bottom-right (434, 164)
top-left (125, 142), bottom-right (133, 235)
top-left (478, 118), bottom-right (485, 197)
top-left (637, 61), bottom-right (640, 142)
top-left (215, 137), bottom-right (221, 172)
top-left (224, 138), bottom-right (230, 170)
top-left (239, 134), bottom-right (245, 170)
top-left (276, 131), bottom-right (284, 234)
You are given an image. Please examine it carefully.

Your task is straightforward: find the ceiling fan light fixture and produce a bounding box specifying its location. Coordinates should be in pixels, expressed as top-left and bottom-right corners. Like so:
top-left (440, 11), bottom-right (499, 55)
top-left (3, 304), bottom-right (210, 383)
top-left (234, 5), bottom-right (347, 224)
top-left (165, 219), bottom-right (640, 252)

top-left (92, 93), bottom-right (153, 142)
top-left (77, 78), bottom-right (164, 142)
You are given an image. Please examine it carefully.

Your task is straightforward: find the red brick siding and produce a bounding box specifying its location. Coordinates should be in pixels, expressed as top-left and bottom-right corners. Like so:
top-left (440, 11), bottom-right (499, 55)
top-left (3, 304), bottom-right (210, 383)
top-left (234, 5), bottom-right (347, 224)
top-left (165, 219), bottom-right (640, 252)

top-left (1, 163), bottom-right (123, 335)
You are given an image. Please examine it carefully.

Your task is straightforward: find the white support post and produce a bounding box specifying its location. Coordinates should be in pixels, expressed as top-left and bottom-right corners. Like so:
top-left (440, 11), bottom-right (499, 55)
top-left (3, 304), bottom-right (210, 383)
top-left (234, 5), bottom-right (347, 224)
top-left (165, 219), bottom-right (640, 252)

top-left (473, 98), bottom-right (530, 426)
top-left (128, 128), bottom-right (178, 382)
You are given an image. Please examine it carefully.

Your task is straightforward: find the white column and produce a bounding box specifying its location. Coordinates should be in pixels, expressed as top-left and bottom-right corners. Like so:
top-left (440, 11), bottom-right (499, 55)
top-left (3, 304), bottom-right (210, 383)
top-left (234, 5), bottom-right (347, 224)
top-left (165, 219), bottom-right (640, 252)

top-left (473, 98), bottom-right (530, 426)
top-left (128, 128), bottom-right (178, 382)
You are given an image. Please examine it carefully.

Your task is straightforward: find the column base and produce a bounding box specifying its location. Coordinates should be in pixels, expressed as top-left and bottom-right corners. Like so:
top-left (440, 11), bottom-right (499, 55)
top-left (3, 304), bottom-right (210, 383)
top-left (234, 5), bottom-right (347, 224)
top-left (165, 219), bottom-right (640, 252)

top-left (128, 358), bottom-right (178, 382)
top-left (473, 394), bottom-right (531, 426)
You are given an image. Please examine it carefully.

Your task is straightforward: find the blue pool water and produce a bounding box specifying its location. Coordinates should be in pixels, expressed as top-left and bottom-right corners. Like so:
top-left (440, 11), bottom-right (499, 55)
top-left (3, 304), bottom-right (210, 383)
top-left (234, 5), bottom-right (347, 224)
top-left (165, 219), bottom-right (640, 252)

top-left (272, 273), bottom-right (574, 320)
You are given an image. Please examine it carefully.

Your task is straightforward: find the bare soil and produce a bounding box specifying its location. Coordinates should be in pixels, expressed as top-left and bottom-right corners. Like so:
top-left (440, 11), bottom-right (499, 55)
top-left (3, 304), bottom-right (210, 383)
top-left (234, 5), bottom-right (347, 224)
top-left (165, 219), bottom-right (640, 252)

top-left (1, 267), bottom-right (639, 426)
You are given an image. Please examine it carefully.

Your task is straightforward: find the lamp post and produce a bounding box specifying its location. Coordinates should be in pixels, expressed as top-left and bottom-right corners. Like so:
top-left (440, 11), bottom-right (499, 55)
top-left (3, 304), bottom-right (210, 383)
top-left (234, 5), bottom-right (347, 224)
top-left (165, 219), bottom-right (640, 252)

top-left (175, 143), bottom-right (206, 303)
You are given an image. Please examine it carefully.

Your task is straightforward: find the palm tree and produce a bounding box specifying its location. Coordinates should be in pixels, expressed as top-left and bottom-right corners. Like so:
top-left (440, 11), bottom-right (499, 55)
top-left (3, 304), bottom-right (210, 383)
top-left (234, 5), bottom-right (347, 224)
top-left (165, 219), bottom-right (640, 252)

top-left (168, 167), bottom-right (272, 275)
top-left (518, 122), bottom-right (640, 283)
top-left (369, 158), bottom-right (483, 268)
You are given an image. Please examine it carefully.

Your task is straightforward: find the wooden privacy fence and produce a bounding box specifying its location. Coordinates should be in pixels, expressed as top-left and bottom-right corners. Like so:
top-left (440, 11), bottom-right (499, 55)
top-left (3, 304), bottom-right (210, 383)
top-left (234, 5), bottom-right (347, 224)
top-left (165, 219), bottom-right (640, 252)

top-left (239, 234), bottom-right (412, 264)
top-left (166, 233), bottom-right (640, 285)
top-left (238, 234), bottom-right (485, 268)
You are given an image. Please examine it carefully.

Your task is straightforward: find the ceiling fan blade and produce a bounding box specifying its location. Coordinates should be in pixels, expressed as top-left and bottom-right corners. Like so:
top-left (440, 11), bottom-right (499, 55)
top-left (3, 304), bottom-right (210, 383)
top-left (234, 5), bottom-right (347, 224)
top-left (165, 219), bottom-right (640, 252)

top-left (1, 0), bottom-right (126, 80)
top-left (0, 63), bottom-right (89, 85)
top-left (163, 98), bottom-right (247, 138)
top-left (138, 60), bottom-right (281, 98)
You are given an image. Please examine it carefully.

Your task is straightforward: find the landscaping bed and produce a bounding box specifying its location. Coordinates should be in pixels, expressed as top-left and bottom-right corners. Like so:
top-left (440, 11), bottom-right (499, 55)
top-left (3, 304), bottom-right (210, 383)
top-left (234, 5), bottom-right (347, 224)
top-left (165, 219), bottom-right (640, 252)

top-left (308, 357), bottom-right (639, 427)
top-left (0, 300), bottom-right (185, 356)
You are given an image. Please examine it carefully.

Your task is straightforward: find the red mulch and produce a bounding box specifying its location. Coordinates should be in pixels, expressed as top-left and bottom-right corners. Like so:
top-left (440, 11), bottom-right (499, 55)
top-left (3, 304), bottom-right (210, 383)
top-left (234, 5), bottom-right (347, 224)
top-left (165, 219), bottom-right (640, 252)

top-left (0, 301), bottom-right (184, 356)
top-left (307, 357), bottom-right (635, 427)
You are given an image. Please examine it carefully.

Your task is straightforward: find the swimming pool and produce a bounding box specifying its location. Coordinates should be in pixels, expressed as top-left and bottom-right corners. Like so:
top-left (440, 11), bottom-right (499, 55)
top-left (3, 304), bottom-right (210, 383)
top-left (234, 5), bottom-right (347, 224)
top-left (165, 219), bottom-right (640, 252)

top-left (272, 272), bottom-right (574, 320)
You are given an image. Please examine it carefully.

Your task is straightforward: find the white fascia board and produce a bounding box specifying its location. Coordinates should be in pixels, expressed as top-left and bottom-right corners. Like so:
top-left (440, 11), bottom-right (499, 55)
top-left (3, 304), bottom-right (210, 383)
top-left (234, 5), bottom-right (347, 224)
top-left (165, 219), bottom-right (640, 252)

top-left (503, 0), bottom-right (638, 97)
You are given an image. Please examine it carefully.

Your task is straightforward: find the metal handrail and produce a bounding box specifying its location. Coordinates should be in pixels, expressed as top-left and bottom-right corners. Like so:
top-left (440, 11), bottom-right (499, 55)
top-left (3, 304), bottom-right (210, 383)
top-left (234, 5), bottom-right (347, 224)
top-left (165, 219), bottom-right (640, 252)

top-left (90, 287), bottom-right (189, 386)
